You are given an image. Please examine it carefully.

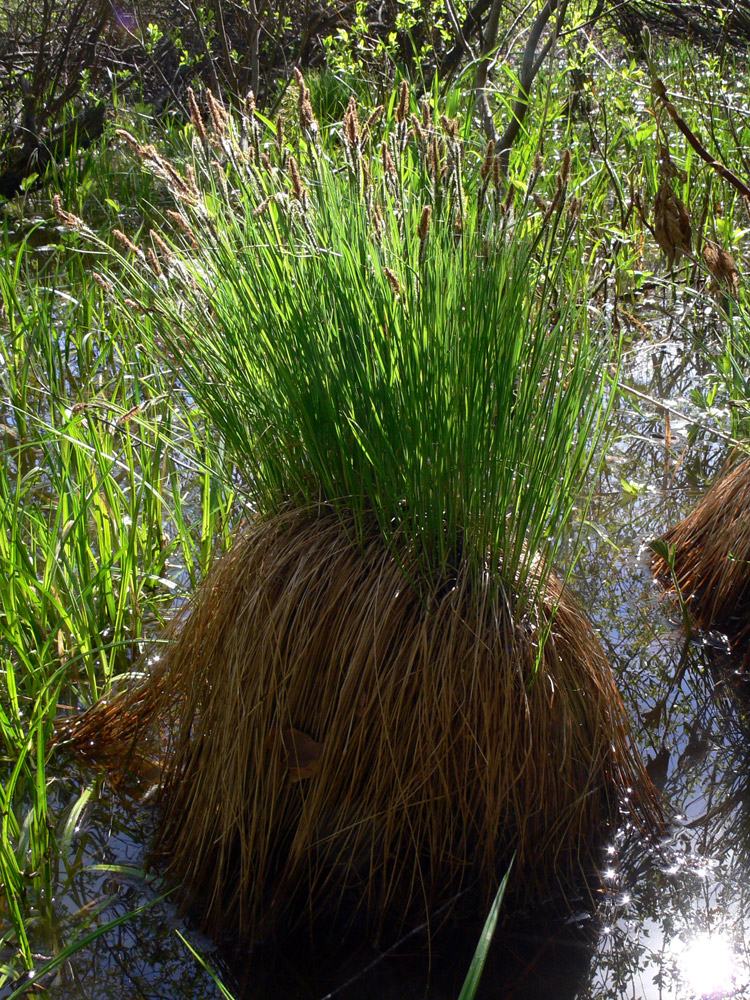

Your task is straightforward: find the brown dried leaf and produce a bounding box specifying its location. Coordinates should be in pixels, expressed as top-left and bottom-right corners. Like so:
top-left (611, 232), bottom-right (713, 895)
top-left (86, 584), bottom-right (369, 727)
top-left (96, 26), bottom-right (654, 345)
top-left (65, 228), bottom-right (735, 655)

top-left (642, 699), bottom-right (665, 729)
top-left (703, 241), bottom-right (740, 296)
top-left (280, 727), bottom-right (323, 781)
top-left (654, 179), bottom-right (692, 266)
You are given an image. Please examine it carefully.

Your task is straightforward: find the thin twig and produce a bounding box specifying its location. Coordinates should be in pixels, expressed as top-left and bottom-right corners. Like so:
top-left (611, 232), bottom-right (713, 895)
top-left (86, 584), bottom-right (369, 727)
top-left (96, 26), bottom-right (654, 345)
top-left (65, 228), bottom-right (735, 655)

top-left (652, 77), bottom-right (750, 201)
top-left (616, 380), bottom-right (746, 449)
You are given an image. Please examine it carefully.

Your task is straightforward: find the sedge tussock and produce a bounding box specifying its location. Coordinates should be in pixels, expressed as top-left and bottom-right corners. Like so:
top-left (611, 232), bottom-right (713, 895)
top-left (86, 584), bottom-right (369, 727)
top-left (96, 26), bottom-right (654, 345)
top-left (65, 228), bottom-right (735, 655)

top-left (653, 456), bottom-right (750, 646)
top-left (65, 508), bottom-right (657, 942)
top-left (59, 82), bottom-right (661, 944)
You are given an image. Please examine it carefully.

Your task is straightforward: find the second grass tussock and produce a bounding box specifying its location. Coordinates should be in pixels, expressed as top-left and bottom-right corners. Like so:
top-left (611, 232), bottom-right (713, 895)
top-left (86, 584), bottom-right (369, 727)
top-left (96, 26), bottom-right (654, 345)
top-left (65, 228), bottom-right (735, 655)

top-left (653, 455), bottom-right (750, 649)
top-left (652, 261), bottom-right (750, 650)
top-left (63, 86), bottom-right (660, 941)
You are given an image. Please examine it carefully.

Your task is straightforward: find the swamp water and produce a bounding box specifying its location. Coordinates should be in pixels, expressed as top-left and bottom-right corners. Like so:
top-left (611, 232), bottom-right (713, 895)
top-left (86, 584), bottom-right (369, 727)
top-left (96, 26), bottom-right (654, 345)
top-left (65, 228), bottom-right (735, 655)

top-left (3, 292), bottom-right (750, 1000)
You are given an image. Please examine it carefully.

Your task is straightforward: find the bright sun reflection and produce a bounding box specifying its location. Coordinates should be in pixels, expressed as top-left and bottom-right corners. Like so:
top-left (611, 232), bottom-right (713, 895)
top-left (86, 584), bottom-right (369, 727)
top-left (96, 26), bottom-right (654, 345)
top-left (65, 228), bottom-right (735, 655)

top-left (672, 932), bottom-right (739, 998)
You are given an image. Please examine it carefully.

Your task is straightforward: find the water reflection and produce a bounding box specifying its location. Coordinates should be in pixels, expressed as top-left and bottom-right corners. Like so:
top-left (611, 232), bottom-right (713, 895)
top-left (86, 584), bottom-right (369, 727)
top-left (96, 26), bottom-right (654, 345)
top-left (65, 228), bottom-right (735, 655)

top-left (540, 307), bottom-right (750, 999)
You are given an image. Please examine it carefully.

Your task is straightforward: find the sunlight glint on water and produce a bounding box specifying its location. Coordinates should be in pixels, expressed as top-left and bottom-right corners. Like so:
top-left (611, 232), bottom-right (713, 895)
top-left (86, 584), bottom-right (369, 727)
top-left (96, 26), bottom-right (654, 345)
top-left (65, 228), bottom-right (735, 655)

top-left (671, 932), bottom-right (743, 998)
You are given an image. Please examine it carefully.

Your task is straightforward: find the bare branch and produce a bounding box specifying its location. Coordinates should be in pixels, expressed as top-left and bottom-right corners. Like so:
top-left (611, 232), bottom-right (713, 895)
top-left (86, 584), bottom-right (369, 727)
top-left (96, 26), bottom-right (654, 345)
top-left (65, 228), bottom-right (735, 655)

top-left (495, 0), bottom-right (571, 169)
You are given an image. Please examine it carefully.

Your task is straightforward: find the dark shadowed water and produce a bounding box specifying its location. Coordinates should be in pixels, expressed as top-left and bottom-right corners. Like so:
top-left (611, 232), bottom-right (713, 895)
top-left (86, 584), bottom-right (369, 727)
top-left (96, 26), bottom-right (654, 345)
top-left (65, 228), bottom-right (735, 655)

top-left (4, 290), bottom-right (750, 1000)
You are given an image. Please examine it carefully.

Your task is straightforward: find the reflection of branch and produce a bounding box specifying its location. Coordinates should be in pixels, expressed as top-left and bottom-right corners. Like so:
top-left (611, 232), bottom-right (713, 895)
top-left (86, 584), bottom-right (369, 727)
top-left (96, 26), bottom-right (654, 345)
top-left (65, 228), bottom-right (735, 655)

top-left (682, 788), bottom-right (744, 829)
top-left (652, 76), bottom-right (750, 202)
top-left (617, 381), bottom-right (744, 448)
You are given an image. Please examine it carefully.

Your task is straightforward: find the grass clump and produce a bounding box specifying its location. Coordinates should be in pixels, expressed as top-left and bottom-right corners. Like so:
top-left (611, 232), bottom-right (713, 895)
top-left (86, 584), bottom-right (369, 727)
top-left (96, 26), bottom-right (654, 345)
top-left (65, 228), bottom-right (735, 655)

top-left (0, 239), bottom-right (237, 982)
top-left (652, 453), bottom-right (750, 650)
top-left (62, 83), bottom-right (660, 943)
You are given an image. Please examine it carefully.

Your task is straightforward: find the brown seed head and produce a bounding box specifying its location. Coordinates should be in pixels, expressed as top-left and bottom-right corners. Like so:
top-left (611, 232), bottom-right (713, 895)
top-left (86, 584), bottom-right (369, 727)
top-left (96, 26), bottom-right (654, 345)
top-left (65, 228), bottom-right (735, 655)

top-left (362, 105), bottom-right (384, 143)
top-left (154, 157), bottom-right (198, 207)
top-left (146, 247), bottom-right (163, 277)
top-left (115, 128), bottom-right (146, 156)
top-left (440, 115), bottom-right (458, 137)
top-left (294, 68), bottom-right (317, 133)
top-left (92, 272), bottom-right (113, 293)
top-left (396, 80), bottom-right (409, 124)
top-left (492, 155), bottom-right (503, 190)
top-left (382, 141), bottom-right (396, 177)
top-left (289, 156), bottom-right (306, 204)
top-left (300, 94), bottom-right (317, 133)
top-left (188, 87), bottom-right (208, 143)
top-left (166, 210), bottom-right (199, 248)
top-left (418, 205), bottom-right (432, 241)
top-left (428, 137), bottom-right (439, 177)
top-left (52, 194), bottom-right (84, 230)
top-left (344, 95), bottom-right (360, 149)
top-left (411, 114), bottom-right (424, 145)
top-left (149, 229), bottom-right (172, 257)
top-left (118, 404), bottom-right (144, 426)
top-left (113, 228), bottom-right (143, 258)
top-left (559, 149), bottom-right (571, 186)
top-left (185, 163), bottom-right (199, 198)
top-left (383, 266), bottom-right (402, 296)
top-left (206, 90), bottom-right (228, 138)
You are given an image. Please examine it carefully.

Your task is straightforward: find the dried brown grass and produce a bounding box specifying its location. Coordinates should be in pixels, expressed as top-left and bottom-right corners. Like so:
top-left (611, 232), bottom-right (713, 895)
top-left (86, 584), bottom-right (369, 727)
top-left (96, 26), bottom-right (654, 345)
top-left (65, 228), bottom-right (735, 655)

top-left (654, 167), bottom-right (692, 267)
top-left (703, 241), bottom-right (740, 297)
top-left (62, 508), bottom-right (658, 942)
top-left (653, 456), bottom-right (750, 646)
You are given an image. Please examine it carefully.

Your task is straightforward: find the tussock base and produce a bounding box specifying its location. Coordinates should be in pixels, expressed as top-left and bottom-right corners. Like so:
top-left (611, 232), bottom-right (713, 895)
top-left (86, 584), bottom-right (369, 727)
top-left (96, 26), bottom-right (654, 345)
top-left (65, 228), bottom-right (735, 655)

top-left (65, 509), bottom-right (657, 942)
top-left (653, 456), bottom-right (750, 649)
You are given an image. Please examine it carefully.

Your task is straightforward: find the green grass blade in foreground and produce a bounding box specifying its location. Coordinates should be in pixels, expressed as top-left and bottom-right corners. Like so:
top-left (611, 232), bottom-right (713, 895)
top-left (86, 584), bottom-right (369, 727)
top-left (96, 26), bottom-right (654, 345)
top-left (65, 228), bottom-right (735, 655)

top-left (457, 858), bottom-right (514, 1000)
top-left (175, 930), bottom-right (238, 1000)
top-left (0, 236), bottom-right (239, 984)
